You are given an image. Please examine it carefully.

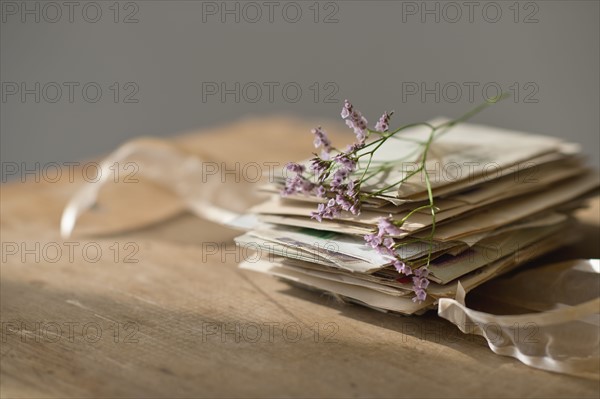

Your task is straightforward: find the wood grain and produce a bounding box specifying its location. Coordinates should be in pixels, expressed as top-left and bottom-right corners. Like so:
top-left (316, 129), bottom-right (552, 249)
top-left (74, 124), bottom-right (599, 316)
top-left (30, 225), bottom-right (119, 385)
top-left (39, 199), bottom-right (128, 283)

top-left (1, 116), bottom-right (599, 398)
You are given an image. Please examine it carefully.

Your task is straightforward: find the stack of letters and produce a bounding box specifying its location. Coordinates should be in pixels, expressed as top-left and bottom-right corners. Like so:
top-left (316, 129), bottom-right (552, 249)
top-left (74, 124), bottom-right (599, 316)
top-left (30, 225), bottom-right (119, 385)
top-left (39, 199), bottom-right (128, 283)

top-left (235, 120), bottom-right (599, 314)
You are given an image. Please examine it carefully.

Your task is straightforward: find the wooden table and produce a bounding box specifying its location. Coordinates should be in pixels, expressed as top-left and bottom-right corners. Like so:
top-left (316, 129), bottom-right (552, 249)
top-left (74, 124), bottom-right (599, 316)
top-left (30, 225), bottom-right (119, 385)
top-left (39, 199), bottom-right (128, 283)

top-left (1, 116), bottom-right (599, 398)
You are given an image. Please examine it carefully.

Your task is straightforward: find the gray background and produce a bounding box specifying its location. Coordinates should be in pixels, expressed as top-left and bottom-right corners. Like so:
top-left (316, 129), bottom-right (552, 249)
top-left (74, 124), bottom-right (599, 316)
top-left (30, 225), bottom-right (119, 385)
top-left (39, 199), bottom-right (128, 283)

top-left (1, 0), bottom-right (599, 170)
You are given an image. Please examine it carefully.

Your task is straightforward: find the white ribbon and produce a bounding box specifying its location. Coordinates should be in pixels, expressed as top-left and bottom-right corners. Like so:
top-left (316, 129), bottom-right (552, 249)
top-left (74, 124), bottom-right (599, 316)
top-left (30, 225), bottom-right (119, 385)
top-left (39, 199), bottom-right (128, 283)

top-left (438, 260), bottom-right (600, 379)
top-left (60, 138), bottom-right (240, 238)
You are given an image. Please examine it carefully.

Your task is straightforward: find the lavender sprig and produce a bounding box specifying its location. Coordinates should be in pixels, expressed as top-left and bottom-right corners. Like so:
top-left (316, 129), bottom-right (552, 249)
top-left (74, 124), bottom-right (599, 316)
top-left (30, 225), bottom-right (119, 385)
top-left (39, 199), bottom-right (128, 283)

top-left (282, 95), bottom-right (508, 303)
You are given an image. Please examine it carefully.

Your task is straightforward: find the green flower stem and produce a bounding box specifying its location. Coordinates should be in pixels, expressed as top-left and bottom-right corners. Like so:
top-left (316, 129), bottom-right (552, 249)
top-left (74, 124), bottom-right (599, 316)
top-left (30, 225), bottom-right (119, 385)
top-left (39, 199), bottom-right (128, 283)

top-left (359, 152), bottom-right (375, 182)
top-left (434, 93), bottom-right (510, 138)
top-left (367, 165), bottom-right (424, 196)
top-left (421, 129), bottom-right (437, 268)
top-left (398, 204), bottom-right (434, 226)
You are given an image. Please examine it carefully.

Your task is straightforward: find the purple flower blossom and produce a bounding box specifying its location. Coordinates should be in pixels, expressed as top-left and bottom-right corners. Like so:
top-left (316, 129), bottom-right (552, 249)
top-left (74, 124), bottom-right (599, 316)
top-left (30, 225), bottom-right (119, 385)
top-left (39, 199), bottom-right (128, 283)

top-left (365, 233), bottom-right (394, 256)
top-left (375, 111), bottom-right (393, 133)
top-left (377, 216), bottom-right (403, 236)
top-left (414, 276), bottom-right (430, 290)
top-left (413, 288), bottom-right (427, 303)
top-left (312, 126), bottom-right (331, 150)
top-left (345, 181), bottom-right (362, 215)
top-left (282, 165), bottom-right (315, 197)
top-left (341, 100), bottom-right (368, 144)
top-left (316, 185), bottom-right (326, 198)
top-left (310, 158), bottom-right (331, 182)
top-left (330, 181), bottom-right (361, 216)
top-left (364, 215), bottom-right (432, 302)
top-left (310, 205), bottom-right (325, 222)
top-left (341, 100), bottom-right (352, 119)
top-left (400, 262), bottom-right (413, 276)
top-left (286, 162), bottom-right (305, 174)
top-left (345, 143), bottom-right (364, 153)
top-left (346, 180), bottom-right (358, 197)
top-left (392, 259), bottom-right (412, 276)
top-left (382, 237), bottom-right (395, 249)
top-left (411, 268), bottom-right (430, 303)
top-left (310, 198), bottom-right (341, 221)
top-left (333, 154), bottom-right (357, 173)
top-left (375, 245), bottom-right (395, 257)
top-left (335, 194), bottom-right (353, 211)
top-left (330, 168), bottom-right (349, 189)
top-left (413, 267), bottom-right (429, 278)
top-left (363, 216), bottom-right (402, 257)
top-left (364, 232), bottom-right (383, 248)
top-left (282, 175), bottom-right (315, 196)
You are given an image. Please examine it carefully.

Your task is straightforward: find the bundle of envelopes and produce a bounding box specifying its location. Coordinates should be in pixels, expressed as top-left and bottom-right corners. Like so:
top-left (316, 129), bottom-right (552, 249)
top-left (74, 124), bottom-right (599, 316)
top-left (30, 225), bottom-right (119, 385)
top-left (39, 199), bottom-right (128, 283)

top-left (234, 119), bottom-right (599, 315)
